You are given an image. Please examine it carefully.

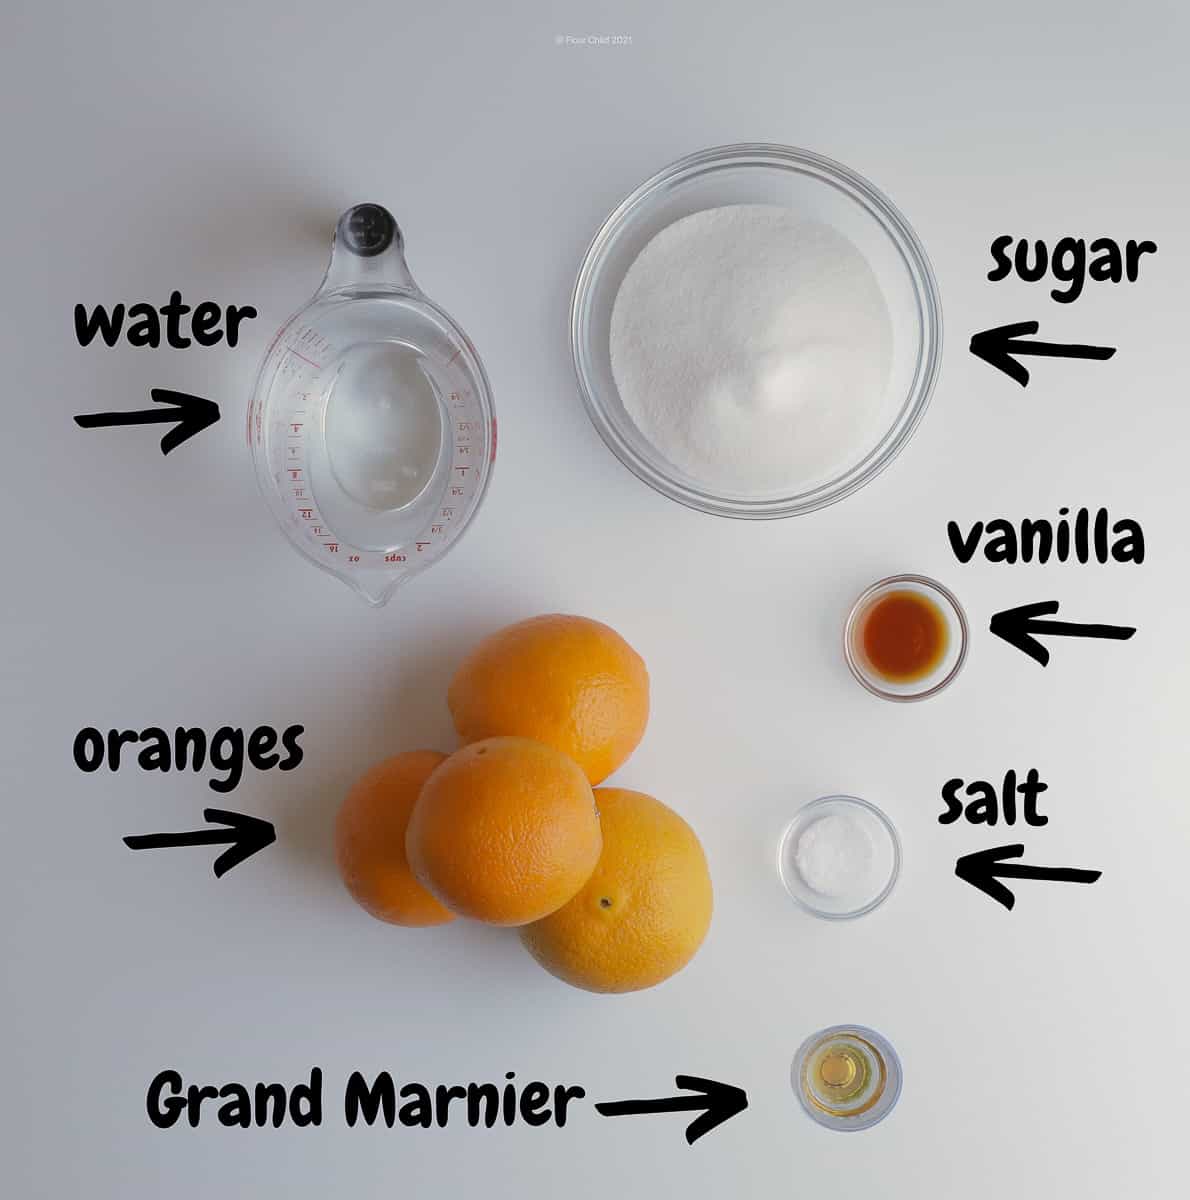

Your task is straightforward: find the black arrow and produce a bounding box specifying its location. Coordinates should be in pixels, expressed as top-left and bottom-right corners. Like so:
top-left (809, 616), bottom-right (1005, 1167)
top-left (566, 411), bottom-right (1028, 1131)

top-left (956, 844), bottom-right (1102, 912)
top-left (969, 320), bottom-right (1116, 387)
top-left (74, 387), bottom-right (220, 455)
top-left (990, 600), bottom-right (1136, 667)
top-left (123, 808), bottom-right (275, 878)
top-left (594, 1075), bottom-right (748, 1145)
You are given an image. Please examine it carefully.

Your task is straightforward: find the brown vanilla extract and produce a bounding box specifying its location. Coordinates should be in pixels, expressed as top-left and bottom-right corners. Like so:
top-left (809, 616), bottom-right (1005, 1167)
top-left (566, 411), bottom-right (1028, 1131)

top-left (859, 590), bottom-right (949, 683)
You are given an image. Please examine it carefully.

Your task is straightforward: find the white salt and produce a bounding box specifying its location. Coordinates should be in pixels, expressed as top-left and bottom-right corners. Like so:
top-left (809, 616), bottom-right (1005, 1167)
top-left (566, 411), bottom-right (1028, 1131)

top-left (609, 205), bottom-right (892, 495)
top-left (794, 812), bottom-right (877, 899)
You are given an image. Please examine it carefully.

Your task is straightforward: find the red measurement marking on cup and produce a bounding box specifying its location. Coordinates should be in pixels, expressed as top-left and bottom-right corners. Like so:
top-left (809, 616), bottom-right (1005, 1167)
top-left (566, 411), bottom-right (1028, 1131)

top-left (286, 347), bottom-right (322, 370)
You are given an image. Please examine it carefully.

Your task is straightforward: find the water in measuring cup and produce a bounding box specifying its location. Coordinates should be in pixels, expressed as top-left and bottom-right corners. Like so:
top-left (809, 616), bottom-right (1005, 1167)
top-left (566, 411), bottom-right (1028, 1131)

top-left (324, 340), bottom-right (443, 511)
top-left (304, 338), bottom-right (453, 553)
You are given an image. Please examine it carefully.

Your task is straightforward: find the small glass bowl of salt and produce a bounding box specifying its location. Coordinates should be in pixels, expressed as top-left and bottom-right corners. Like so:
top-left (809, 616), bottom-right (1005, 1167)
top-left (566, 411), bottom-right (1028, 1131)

top-left (778, 796), bottom-right (901, 920)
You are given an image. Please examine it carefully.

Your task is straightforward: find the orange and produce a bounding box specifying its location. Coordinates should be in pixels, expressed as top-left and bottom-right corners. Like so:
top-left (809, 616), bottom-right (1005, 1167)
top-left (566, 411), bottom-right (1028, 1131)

top-left (447, 614), bottom-right (649, 785)
top-left (334, 750), bottom-right (455, 927)
top-left (520, 788), bottom-right (713, 994)
top-left (406, 737), bottom-right (601, 926)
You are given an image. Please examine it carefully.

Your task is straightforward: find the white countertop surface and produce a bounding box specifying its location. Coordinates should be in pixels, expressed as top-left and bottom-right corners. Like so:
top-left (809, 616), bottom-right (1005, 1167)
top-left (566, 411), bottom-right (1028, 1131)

top-left (4, 2), bottom-right (1188, 1196)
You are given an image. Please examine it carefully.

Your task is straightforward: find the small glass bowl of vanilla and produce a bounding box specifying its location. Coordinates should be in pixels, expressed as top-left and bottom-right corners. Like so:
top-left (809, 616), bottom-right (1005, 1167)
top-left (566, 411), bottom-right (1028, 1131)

top-left (844, 573), bottom-right (968, 701)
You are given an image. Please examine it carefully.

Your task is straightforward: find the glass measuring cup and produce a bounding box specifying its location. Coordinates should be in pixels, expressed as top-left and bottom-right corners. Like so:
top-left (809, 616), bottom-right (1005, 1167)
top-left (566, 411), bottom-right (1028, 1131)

top-left (249, 204), bottom-right (496, 606)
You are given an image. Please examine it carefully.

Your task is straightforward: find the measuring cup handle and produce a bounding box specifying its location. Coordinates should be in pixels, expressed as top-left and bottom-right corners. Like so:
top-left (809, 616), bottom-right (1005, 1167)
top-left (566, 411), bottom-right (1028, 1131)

top-left (320, 204), bottom-right (418, 294)
top-left (338, 204), bottom-right (399, 257)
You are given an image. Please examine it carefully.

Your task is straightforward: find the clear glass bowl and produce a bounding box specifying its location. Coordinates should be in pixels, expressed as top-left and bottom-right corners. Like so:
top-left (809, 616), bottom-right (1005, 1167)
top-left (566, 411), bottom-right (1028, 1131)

top-left (570, 143), bottom-right (942, 519)
top-left (777, 795), bottom-right (901, 921)
top-left (844, 574), bottom-right (969, 701)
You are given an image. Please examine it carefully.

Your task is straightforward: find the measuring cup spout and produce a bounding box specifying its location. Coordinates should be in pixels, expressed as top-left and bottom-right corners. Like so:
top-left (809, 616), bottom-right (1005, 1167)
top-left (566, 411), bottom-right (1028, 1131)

top-left (320, 203), bottom-right (419, 296)
top-left (349, 567), bottom-right (409, 608)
